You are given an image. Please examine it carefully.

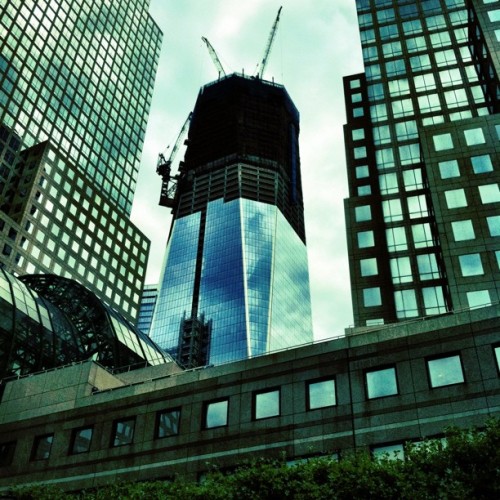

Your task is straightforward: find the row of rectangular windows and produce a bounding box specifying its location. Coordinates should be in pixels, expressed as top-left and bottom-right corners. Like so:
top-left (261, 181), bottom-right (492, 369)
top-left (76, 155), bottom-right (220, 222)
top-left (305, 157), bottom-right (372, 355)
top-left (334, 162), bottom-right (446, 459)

top-left (2, 348), bottom-right (499, 467)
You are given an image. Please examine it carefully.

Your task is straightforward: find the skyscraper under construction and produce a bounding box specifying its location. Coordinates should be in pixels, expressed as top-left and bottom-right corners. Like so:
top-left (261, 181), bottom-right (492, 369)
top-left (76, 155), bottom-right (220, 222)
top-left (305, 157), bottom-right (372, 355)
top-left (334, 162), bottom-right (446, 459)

top-left (149, 74), bottom-right (313, 366)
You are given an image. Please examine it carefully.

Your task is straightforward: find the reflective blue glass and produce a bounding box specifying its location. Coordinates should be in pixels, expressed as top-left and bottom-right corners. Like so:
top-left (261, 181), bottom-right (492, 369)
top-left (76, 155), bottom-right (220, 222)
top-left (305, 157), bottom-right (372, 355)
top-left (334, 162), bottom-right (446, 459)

top-left (199, 198), bottom-right (312, 364)
top-left (151, 197), bottom-right (313, 365)
top-left (149, 213), bottom-right (201, 351)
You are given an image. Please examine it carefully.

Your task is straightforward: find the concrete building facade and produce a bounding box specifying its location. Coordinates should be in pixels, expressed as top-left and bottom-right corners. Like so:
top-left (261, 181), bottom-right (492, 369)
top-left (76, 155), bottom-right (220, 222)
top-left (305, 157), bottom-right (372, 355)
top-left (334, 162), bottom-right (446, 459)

top-left (0, 305), bottom-right (498, 490)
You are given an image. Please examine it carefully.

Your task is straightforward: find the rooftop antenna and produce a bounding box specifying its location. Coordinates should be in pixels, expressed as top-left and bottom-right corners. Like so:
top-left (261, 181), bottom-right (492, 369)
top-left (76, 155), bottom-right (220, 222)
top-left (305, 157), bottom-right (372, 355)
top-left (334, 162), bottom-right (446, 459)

top-left (255, 6), bottom-right (282, 79)
top-left (202, 36), bottom-right (226, 78)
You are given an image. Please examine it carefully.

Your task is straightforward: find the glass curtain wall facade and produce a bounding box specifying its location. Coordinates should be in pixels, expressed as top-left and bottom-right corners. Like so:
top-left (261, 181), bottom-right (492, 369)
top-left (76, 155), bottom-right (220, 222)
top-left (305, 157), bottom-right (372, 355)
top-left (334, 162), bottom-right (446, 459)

top-left (0, 269), bottom-right (171, 380)
top-left (150, 74), bottom-right (313, 366)
top-left (0, 0), bottom-right (162, 322)
top-left (344, 0), bottom-right (499, 328)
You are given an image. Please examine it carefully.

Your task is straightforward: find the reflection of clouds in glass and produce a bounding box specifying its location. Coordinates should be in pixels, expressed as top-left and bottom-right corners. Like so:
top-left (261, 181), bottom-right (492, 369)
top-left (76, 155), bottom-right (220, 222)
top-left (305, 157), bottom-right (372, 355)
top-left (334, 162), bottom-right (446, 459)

top-left (199, 198), bottom-right (312, 364)
top-left (199, 199), bottom-right (248, 364)
top-left (205, 400), bottom-right (228, 428)
top-left (150, 213), bottom-right (200, 351)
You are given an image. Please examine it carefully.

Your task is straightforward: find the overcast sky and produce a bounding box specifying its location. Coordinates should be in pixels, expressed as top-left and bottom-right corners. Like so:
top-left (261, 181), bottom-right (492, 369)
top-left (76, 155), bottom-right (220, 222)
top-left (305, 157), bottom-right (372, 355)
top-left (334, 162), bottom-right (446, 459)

top-left (130, 0), bottom-right (364, 341)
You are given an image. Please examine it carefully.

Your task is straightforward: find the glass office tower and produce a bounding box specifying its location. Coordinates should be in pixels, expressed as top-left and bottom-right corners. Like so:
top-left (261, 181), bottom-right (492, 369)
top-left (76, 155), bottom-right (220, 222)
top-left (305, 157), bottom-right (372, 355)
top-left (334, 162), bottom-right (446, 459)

top-left (150, 74), bottom-right (313, 366)
top-left (344, 0), bottom-right (499, 328)
top-left (0, 0), bottom-right (162, 322)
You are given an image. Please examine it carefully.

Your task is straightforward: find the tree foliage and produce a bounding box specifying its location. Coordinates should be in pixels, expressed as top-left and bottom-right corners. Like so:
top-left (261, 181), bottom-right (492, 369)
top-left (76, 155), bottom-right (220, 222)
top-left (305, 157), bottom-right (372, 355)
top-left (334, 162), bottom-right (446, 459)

top-left (11, 418), bottom-right (500, 499)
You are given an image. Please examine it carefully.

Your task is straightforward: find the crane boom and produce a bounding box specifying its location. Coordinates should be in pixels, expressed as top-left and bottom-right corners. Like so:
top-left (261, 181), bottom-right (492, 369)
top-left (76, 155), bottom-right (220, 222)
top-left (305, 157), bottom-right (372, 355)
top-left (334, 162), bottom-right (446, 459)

top-left (157, 112), bottom-right (192, 208)
top-left (256, 6), bottom-right (282, 79)
top-left (202, 36), bottom-right (226, 77)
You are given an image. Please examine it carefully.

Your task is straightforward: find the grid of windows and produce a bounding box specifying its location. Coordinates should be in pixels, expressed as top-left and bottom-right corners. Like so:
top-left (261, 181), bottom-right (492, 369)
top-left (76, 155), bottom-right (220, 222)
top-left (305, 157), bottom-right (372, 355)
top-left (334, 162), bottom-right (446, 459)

top-left (346, 0), bottom-right (499, 326)
top-left (0, 0), bottom-right (162, 213)
top-left (6, 341), bottom-right (500, 469)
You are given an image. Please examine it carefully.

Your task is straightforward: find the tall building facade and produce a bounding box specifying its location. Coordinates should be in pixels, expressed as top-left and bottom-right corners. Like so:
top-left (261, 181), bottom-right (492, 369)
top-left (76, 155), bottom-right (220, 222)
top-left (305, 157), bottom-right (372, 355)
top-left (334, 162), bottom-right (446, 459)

top-left (137, 283), bottom-right (158, 334)
top-left (344, 0), bottom-right (499, 327)
top-left (0, 0), bottom-right (162, 322)
top-left (150, 74), bottom-right (313, 366)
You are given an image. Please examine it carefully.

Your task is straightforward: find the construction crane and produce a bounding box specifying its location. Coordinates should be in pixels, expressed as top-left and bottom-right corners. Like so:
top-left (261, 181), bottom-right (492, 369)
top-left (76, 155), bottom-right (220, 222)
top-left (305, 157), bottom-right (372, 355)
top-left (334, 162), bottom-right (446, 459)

top-left (202, 36), bottom-right (226, 77)
top-left (255, 6), bottom-right (282, 79)
top-left (156, 112), bottom-right (192, 208)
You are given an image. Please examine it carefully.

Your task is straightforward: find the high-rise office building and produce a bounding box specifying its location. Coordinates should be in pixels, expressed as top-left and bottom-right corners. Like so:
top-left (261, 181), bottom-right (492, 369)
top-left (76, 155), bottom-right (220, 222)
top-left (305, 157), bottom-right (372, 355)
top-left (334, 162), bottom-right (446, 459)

top-left (137, 283), bottom-right (158, 334)
top-left (0, 0), bottom-right (162, 322)
top-left (150, 74), bottom-right (313, 366)
top-left (344, 0), bottom-right (499, 328)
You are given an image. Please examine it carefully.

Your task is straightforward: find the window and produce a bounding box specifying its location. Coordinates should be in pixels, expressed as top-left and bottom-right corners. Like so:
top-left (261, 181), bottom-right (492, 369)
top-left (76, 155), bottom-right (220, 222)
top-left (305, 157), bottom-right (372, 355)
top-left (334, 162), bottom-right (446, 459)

top-left (352, 128), bottom-right (365, 141)
top-left (358, 185), bottom-right (371, 196)
top-left (399, 143), bottom-right (421, 166)
top-left (427, 354), bottom-right (464, 388)
top-left (395, 120), bottom-right (418, 141)
top-left (433, 133), bottom-right (454, 151)
top-left (360, 258), bottom-right (378, 276)
top-left (392, 98), bottom-right (414, 118)
top-left (471, 155), bottom-right (493, 174)
top-left (464, 128), bottom-right (486, 146)
top-left (375, 147), bottom-right (395, 169)
top-left (412, 223), bottom-right (434, 248)
top-left (307, 378), bottom-right (336, 410)
top-left (204, 399), bottom-right (229, 429)
top-left (386, 59), bottom-right (406, 77)
top-left (390, 256), bottom-right (412, 283)
top-left (156, 408), bottom-right (181, 438)
top-left (366, 366), bottom-right (398, 399)
top-left (487, 216), bottom-right (500, 236)
top-left (417, 254), bottom-right (440, 280)
top-left (418, 93), bottom-right (441, 113)
top-left (410, 54), bottom-right (431, 71)
top-left (379, 173), bottom-right (398, 194)
top-left (363, 287), bottom-right (382, 307)
top-left (31, 434), bottom-right (54, 461)
top-left (438, 159), bottom-right (460, 178)
top-left (388, 78), bottom-right (409, 97)
top-left (403, 169), bottom-right (423, 191)
top-left (111, 418), bottom-right (135, 446)
top-left (254, 389), bottom-right (280, 420)
top-left (386, 226), bottom-right (408, 252)
top-left (394, 289), bottom-right (419, 318)
top-left (373, 125), bottom-right (391, 144)
top-left (494, 345), bottom-right (500, 373)
top-left (70, 427), bottom-right (93, 455)
top-left (356, 166), bottom-right (369, 179)
top-left (445, 189), bottom-right (467, 209)
top-left (459, 254), bottom-right (483, 276)
top-left (466, 290), bottom-right (492, 309)
top-left (358, 230), bottom-right (375, 248)
top-left (0, 442), bottom-right (16, 466)
top-left (414, 73), bottom-right (436, 91)
top-left (407, 194), bottom-right (428, 218)
top-left (451, 220), bottom-right (475, 241)
top-left (422, 286), bottom-right (447, 315)
top-left (372, 443), bottom-right (404, 461)
top-left (354, 146), bottom-right (367, 159)
top-left (479, 184), bottom-right (500, 204)
top-left (382, 198), bottom-right (403, 222)
top-left (355, 205), bottom-right (372, 222)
